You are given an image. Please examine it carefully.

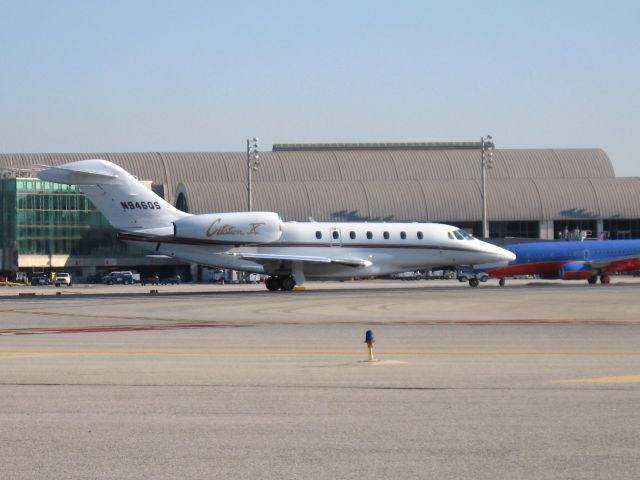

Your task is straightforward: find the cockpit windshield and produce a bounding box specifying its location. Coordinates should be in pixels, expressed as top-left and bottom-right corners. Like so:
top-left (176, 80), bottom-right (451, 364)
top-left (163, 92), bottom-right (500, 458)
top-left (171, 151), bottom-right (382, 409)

top-left (450, 229), bottom-right (475, 240)
top-left (457, 229), bottom-right (475, 240)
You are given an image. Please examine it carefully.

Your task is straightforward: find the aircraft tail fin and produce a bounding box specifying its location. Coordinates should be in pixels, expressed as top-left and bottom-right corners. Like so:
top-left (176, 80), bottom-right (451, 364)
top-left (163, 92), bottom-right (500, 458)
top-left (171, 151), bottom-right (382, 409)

top-left (37, 159), bottom-right (190, 231)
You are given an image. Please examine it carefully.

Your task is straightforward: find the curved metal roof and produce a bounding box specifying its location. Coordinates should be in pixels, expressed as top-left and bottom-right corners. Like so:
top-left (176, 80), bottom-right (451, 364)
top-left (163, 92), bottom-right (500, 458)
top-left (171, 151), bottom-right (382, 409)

top-left (486, 179), bottom-right (543, 220)
top-left (532, 178), bottom-right (601, 220)
top-left (0, 147), bottom-right (614, 183)
top-left (2, 148), bottom-right (637, 223)
top-left (362, 181), bottom-right (427, 221)
top-left (176, 175), bottom-right (640, 223)
top-left (419, 179), bottom-right (481, 222)
top-left (334, 150), bottom-right (398, 180)
top-left (590, 177), bottom-right (640, 218)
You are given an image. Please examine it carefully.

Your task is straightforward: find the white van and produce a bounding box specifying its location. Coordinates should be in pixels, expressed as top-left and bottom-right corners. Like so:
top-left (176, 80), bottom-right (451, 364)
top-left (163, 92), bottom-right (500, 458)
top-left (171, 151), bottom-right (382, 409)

top-left (55, 273), bottom-right (72, 287)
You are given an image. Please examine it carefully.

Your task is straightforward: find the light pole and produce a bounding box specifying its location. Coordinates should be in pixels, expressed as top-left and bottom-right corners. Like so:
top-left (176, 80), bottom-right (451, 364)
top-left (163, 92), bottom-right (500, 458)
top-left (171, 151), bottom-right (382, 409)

top-left (246, 137), bottom-right (260, 211)
top-left (480, 135), bottom-right (494, 238)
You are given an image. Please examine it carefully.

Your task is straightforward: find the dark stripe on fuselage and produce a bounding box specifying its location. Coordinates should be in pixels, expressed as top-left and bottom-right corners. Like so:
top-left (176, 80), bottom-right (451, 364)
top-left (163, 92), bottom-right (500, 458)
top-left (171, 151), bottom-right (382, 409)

top-left (117, 233), bottom-right (481, 254)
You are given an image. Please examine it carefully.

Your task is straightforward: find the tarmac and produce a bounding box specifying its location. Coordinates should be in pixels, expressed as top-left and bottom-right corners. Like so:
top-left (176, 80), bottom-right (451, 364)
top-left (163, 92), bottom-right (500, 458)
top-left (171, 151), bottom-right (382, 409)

top-left (1, 278), bottom-right (639, 479)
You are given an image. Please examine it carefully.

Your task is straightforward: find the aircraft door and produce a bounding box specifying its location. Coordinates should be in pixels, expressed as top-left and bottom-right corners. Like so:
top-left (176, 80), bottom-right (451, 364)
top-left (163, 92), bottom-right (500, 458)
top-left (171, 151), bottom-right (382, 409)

top-left (330, 227), bottom-right (342, 246)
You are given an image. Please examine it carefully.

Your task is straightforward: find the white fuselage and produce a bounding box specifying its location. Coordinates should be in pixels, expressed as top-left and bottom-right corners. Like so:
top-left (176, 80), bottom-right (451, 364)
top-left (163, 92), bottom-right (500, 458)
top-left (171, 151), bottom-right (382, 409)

top-left (143, 221), bottom-right (513, 279)
top-left (36, 159), bottom-right (515, 283)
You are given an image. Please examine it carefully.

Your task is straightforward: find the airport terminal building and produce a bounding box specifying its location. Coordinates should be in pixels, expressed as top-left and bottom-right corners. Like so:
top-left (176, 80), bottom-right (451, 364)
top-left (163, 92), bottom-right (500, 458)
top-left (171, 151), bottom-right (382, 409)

top-left (1, 143), bottom-right (639, 279)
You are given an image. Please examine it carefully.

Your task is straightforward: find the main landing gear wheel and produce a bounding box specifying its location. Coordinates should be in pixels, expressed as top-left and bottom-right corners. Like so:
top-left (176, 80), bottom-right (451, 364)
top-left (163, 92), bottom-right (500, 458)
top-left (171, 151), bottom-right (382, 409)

top-left (280, 276), bottom-right (296, 291)
top-left (600, 274), bottom-right (611, 284)
top-left (499, 278), bottom-right (506, 287)
top-left (588, 276), bottom-right (598, 284)
top-left (265, 275), bottom-right (296, 291)
top-left (265, 276), bottom-right (282, 291)
top-left (469, 278), bottom-right (479, 288)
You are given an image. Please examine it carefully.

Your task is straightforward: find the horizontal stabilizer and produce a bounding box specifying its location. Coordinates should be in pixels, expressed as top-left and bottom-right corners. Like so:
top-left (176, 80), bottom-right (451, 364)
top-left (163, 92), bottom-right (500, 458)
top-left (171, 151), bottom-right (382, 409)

top-left (589, 254), bottom-right (640, 270)
top-left (37, 162), bottom-right (119, 185)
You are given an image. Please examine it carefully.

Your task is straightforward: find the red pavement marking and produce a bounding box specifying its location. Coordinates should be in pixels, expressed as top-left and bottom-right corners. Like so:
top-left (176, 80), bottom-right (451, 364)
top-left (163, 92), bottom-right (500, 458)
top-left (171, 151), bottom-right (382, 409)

top-left (0, 323), bottom-right (239, 336)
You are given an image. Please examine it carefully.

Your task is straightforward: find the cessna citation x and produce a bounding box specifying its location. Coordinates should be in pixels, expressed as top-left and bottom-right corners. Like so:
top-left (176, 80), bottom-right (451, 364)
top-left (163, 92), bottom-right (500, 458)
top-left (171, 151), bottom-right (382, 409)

top-left (38, 160), bottom-right (515, 290)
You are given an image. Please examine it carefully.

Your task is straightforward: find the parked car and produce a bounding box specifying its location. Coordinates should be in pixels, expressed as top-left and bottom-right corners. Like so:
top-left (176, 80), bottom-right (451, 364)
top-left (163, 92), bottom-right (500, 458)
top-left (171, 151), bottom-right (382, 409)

top-left (141, 275), bottom-right (161, 286)
top-left (456, 267), bottom-right (489, 287)
top-left (103, 271), bottom-right (134, 285)
top-left (425, 269), bottom-right (456, 280)
top-left (116, 271), bottom-right (141, 283)
top-left (55, 273), bottom-right (72, 287)
top-left (31, 275), bottom-right (50, 286)
top-left (160, 275), bottom-right (182, 285)
top-left (86, 273), bottom-right (105, 284)
top-left (390, 271), bottom-right (423, 281)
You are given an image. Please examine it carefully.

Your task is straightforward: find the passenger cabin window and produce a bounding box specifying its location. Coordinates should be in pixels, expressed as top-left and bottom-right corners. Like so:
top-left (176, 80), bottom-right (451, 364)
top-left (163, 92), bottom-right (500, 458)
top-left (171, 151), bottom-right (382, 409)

top-left (383, 231), bottom-right (390, 240)
top-left (366, 231), bottom-right (373, 240)
top-left (332, 230), bottom-right (339, 240)
top-left (417, 231), bottom-right (423, 240)
top-left (400, 231), bottom-right (406, 239)
top-left (350, 231), bottom-right (356, 240)
top-left (316, 231), bottom-right (322, 240)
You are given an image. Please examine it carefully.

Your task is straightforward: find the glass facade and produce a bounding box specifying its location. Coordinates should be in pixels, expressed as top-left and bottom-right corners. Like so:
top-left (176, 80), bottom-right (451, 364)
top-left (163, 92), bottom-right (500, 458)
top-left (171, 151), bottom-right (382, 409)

top-left (489, 221), bottom-right (539, 238)
top-left (603, 219), bottom-right (640, 239)
top-left (553, 220), bottom-right (597, 239)
top-left (1, 178), bottom-right (143, 257)
top-left (438, 221), bottom-right (539, 238)
top-left (0, 178), bottom-right (17, 251)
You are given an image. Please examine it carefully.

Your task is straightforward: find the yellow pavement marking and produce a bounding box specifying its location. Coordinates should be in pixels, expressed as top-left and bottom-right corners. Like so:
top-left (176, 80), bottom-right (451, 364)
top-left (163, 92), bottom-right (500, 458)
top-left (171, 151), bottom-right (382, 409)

top-left (558, 374), bottom-right (640, 384)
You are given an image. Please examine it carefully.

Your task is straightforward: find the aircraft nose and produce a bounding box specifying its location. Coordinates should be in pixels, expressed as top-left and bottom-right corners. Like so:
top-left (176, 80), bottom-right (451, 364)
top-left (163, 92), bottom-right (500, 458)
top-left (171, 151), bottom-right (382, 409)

top-left (484, 243), bottom-right (516, 262)
top-left (503, 249), bottom-right (516, 262)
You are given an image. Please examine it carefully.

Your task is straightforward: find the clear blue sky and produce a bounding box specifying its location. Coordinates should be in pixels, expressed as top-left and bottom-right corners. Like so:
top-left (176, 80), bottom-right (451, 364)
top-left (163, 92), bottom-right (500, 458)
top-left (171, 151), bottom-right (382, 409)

top-left (1, 0), bottom-right (638, 175)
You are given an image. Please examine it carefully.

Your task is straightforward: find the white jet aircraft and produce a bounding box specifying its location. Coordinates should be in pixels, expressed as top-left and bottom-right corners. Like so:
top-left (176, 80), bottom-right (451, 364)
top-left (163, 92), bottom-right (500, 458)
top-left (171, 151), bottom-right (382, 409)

top-left (38, 160), bottom-right (515, 290)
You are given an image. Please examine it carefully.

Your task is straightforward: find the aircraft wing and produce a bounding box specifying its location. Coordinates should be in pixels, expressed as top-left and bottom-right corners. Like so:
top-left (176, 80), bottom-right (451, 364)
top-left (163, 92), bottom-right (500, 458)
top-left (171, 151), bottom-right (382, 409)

top-left (590, 255), bottom-right (640, 273)
top-left (231, 252), bottom-right (371, 268)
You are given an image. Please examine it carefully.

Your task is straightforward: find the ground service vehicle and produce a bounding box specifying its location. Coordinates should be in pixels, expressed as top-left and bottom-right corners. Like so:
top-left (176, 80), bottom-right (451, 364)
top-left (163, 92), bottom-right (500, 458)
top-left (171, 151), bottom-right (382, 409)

top-left (390, 271), bottom-right (423, 280)
top-left (55, 272), bottom-right (72, 287)
top-left (456, 268), bottom-right (489, 287)
top-left (103, 271), bottom-right (134, 285)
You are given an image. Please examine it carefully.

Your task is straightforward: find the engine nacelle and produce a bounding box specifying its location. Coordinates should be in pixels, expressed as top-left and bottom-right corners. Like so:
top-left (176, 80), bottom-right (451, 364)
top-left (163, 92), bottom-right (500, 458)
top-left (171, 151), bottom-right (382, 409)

top-left (558, 262), bottom-right (593, 280)
top-left (173, 212), bottom-right (282, 244)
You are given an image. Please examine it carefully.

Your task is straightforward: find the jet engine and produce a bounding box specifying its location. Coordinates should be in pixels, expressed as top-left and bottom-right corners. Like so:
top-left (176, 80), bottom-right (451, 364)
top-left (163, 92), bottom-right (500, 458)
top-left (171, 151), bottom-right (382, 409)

top-left (558, 262), bottom-right (593, 280)
top-left (173, 212), bottom-right (282, 244)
